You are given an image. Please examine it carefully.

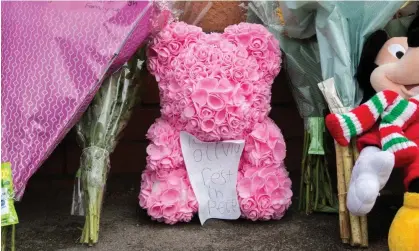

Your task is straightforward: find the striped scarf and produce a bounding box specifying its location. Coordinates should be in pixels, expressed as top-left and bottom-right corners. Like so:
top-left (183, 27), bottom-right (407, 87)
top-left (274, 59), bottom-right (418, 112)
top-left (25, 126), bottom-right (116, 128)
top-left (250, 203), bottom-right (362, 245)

top-left (326, 90), bottom-right (419, 166)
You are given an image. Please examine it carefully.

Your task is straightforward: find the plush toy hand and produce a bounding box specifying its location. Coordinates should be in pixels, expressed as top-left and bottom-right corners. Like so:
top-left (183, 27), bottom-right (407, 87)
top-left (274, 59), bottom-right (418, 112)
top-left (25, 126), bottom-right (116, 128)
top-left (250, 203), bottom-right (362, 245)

top-left (388, 192), bottom-right (419, 251)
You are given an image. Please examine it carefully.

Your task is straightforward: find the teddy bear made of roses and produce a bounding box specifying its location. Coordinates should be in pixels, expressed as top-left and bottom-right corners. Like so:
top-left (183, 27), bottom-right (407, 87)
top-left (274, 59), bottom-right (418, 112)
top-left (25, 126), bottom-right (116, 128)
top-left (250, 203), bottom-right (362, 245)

top-left (138, 21), bottom-right (293, 225)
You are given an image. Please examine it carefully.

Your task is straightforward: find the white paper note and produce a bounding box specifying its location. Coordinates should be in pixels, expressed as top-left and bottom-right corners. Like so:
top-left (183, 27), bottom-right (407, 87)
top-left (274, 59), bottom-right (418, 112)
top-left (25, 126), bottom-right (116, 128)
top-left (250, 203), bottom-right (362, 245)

top-left (180, 131), bottom-right (244, 225)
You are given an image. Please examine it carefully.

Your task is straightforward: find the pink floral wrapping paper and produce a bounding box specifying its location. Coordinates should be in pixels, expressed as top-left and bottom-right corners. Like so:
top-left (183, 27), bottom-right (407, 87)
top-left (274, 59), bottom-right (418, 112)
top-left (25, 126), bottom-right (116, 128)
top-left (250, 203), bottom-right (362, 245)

top-left (1, 1), bottom-right (154, 200)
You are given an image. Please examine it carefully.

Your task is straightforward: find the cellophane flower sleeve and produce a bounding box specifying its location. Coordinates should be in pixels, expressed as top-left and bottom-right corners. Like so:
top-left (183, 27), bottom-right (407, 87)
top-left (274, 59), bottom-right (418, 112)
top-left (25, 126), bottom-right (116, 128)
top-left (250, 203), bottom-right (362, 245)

top-left (1, 1), bottom-right (155, 201)
top-left (247, 1), bottom-right (326, 122)
top-left (311, 1), bottom-right (403, 109)
top-left (73, 51), bottom-right (145, 245)
top-left (247, 1), bottom-right (337, 214)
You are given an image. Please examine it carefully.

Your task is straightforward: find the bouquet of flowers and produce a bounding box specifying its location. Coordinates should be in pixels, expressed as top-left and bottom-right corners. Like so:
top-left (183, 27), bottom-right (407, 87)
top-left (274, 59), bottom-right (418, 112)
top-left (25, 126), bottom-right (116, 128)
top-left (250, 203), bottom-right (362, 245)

top-left (247, 1), bottom-right (336, 216)
top-left (72, 51), bottom-right (145, 245)
top-left (268, 1), bottom-right (405, 247)
top-left (68, 1), bottom-right (181, 244)
top-left (1, 0), bottom-right (155, 201)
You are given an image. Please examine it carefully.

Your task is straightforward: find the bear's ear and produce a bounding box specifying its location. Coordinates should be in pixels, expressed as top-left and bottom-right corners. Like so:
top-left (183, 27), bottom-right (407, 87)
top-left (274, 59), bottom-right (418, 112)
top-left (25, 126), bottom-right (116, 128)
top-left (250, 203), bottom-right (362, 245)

top-left (407, 15), bottom-right (419, 47)
top-left (356, 30), bottom-right (389, 102)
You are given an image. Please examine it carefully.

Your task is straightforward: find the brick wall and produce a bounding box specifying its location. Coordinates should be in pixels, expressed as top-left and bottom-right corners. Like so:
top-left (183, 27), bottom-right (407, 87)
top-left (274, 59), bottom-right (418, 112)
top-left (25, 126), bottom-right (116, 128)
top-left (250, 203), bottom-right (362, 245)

top-left (35, 1), bottom-right (304, 179)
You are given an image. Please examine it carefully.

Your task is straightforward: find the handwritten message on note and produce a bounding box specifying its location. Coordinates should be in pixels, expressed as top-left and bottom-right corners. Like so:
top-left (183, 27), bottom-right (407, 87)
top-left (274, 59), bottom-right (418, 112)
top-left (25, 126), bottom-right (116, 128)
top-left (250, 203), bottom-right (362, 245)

top-left (180, 131), bottom-right (244, 225)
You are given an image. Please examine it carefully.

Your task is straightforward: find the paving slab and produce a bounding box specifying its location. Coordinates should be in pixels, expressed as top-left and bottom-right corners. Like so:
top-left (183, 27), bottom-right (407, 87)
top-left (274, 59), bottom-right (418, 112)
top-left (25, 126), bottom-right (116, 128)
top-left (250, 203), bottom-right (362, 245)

top-left (14, 175), bottom-right (398, 251)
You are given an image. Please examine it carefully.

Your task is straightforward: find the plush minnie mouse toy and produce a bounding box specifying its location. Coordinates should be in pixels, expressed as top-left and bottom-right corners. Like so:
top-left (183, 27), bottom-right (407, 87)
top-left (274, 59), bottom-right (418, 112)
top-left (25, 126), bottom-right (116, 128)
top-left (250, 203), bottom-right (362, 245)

top-left (326, 16), bottom-right (419, 250)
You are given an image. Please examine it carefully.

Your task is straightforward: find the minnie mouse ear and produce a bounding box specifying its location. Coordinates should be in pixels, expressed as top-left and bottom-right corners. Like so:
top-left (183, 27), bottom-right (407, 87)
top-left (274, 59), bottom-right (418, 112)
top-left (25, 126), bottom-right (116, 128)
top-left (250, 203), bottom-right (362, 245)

top-left (356, 30), bottom-right (389, 102)
top-left (407, 15), bottom-right (419, 47)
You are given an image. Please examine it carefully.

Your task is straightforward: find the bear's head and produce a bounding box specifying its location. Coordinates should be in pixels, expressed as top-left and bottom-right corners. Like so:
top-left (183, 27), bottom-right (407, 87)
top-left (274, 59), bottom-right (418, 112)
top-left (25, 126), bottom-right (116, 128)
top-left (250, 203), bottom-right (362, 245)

top-left (147, 22), bottom-right (281, 141)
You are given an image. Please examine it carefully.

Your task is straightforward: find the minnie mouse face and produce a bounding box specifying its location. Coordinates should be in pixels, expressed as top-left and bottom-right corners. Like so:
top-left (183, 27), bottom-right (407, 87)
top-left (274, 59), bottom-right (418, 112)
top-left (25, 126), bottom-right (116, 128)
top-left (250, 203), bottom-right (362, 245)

top-left (357, 16), bottom-right (419, 101)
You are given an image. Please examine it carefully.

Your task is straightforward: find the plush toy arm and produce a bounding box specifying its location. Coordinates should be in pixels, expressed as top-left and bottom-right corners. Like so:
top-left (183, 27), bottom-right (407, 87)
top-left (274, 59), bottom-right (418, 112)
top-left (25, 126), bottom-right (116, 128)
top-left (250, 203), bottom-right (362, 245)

top-left (325, 90), bottom-right (399, 146)
top-left (407, 96), bottom-right (419, 129)
top-left (379, 95), bottom-right (419, 151)
top-left (381, 95), bottom-right (419, 129)
top-left (378, 96), bottom-right (419, 166)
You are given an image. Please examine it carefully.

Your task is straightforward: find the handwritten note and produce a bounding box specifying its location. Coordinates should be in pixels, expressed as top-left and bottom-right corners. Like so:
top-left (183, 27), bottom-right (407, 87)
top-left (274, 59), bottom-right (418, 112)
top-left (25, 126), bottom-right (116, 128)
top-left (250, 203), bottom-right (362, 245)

top-left (180, 131), bottom-right (244, 225)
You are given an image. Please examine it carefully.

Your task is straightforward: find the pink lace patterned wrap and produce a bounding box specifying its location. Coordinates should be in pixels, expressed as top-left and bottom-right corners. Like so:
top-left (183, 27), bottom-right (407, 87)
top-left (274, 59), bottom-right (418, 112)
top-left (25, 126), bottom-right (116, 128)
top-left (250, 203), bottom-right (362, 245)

top-left (1, 1), bottom-right (155, 200)
top-left (139, 22), bottom-right (292, 224)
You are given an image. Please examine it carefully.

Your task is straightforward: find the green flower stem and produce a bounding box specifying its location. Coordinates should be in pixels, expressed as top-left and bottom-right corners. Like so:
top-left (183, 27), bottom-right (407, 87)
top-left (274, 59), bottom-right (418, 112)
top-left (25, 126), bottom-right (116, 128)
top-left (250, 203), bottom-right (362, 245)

top-left (11, 225), bottom-right (15, 251)
top-left (2, 226), bottom-right (7, 251)
top-left (299, 128), bottom-right (338, 214)
top-left (324, 160), bottom-right (335, 206)
top-left (1, 225), bottom-right (16, 251)
top-left (306, 151), bottom-right (311, 215)
top-left (79, 149), bottom-right (108, 245)
top-left (80, 182), bottom-right (104, 245)
top-left (299, 130), bottom-right (309, 211)
top-left (314, 156), bottom-right (320, 210)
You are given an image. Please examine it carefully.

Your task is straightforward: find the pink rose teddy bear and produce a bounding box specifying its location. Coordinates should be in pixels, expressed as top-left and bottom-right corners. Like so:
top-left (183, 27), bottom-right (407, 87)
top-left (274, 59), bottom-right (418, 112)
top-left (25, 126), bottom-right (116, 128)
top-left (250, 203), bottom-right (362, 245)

top-left (139, 22), bottom-right (292, 224)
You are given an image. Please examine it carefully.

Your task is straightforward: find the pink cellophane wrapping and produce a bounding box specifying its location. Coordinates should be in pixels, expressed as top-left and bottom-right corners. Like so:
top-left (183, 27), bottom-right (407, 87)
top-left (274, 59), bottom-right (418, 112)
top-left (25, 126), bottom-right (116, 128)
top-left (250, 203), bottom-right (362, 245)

top-left (1, 1), bottom-right (154, 200)
top-left (138, 22), bottom-right (292, 224)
